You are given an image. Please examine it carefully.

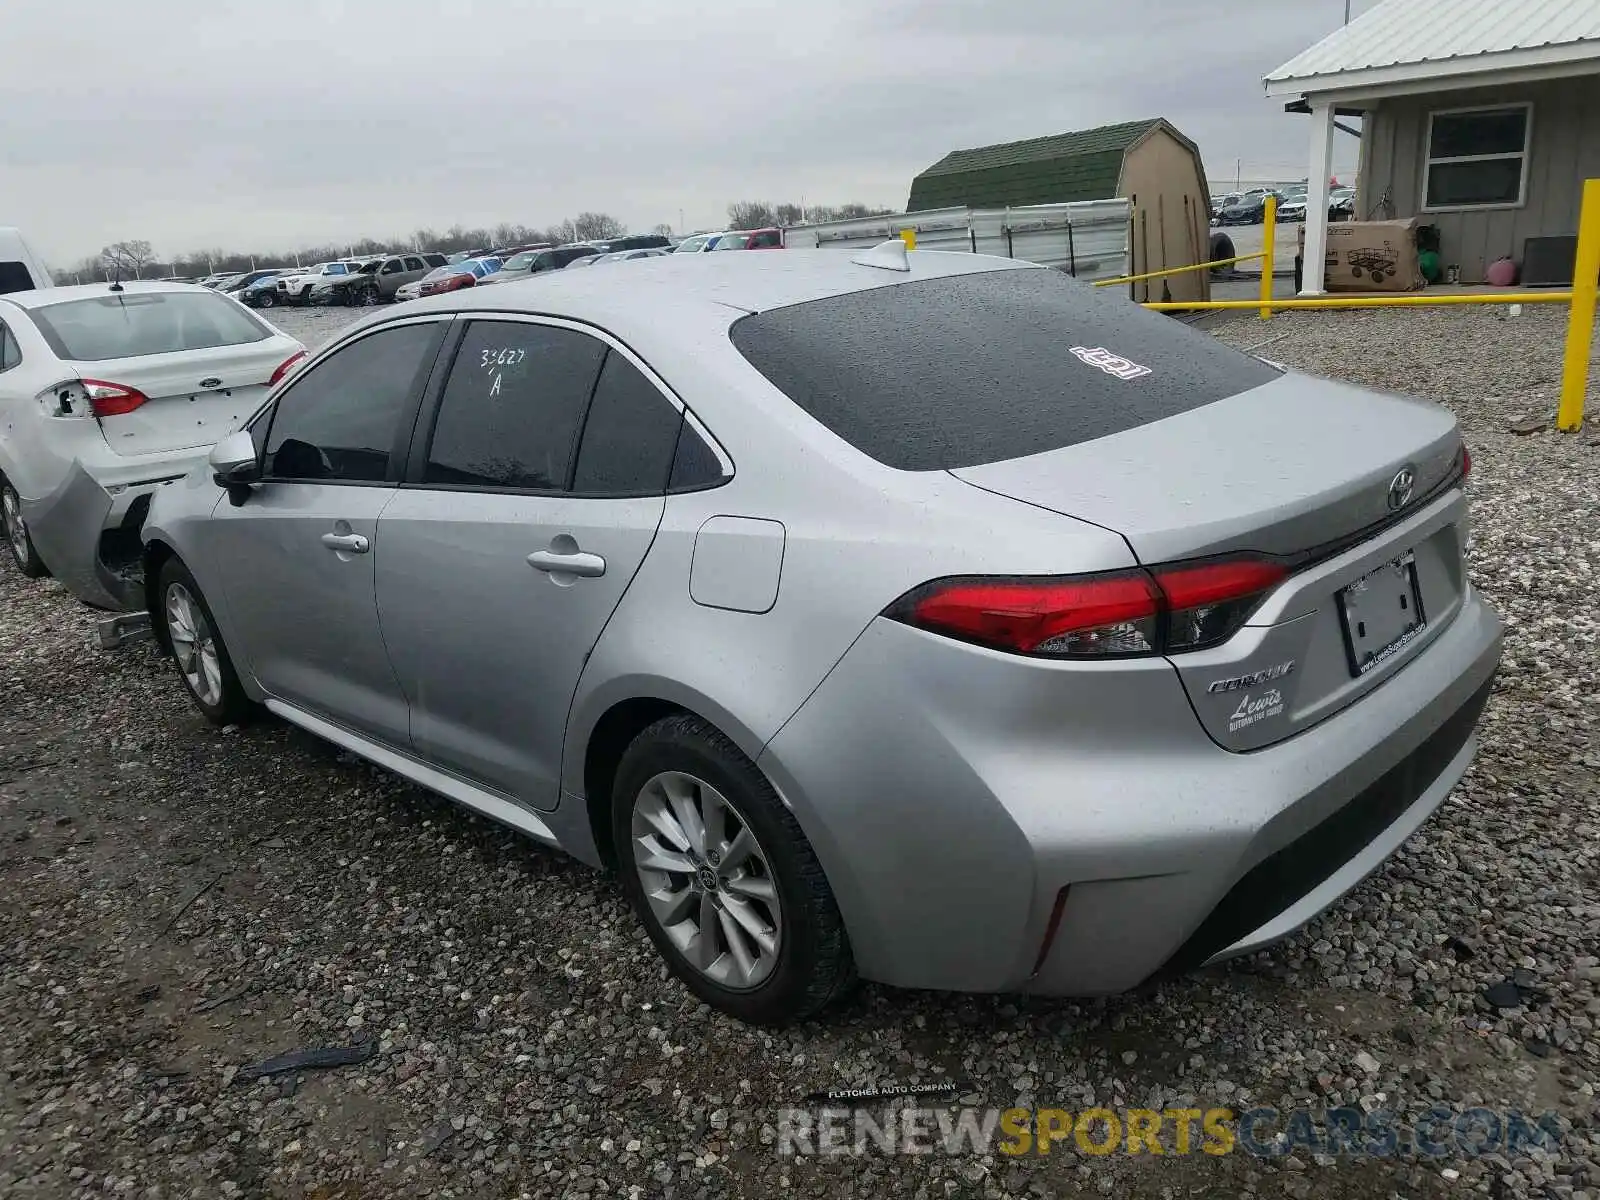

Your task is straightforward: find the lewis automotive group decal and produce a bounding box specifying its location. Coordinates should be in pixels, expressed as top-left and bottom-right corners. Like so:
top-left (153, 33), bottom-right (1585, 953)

top-left (1228, 688), bottom-right (1285, 733)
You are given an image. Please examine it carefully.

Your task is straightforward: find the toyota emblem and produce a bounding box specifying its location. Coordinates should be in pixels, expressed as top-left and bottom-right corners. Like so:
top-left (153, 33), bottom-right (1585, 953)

top-left (1386, 465), bottom-right (1416, 511)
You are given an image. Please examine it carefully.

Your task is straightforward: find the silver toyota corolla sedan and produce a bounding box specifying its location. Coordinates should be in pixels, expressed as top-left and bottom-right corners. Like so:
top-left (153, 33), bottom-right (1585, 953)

top-left (139, 245), bottom-right (1502, 1024)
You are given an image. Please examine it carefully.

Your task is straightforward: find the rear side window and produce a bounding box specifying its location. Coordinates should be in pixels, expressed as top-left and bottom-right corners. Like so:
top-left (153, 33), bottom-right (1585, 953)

top-left (729, 268), bottom-right (1281, 471)
top-left (0, 322), bottom-right (20, 371)
top-left (571, 351), bottom-right (682, 494)
top-left (749, 230), bottom-right (781, 248)
top-left (29, 291), bottom-right (272, 363)
top-left (424, 321), bottom-right (607, 490)
top-left (264, 323), bottom-right (438, 483)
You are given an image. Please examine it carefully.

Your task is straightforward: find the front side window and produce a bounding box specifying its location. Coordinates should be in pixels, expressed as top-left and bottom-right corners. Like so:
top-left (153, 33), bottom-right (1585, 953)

top-left (264, 322), bottom-right (439, 483)
top-left (424, 321), bottom-right (607, 490)
top-left (29, 291), bottom-right (272, 362)
top-left (1424, 105), bottom-right (1530, 209)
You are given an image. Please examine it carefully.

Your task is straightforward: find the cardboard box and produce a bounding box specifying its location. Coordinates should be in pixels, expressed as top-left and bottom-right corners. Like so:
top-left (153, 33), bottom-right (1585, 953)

top-left (1298, 218), bottom-right (1423, 292)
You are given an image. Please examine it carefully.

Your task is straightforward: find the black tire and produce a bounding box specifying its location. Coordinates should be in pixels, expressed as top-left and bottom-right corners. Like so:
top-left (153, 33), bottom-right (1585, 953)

top-left (1208, 231), bottom-right (1235, 274)
top-left (1351, 266), bottom-right (1365, 279)
top-left (155, 558), bottom-right (256, 726)
top-left (611, 713), bottom-right (856, 1024)
top-left (1, 480), bottom-right (49, 578)
top-left (257, 290), bottom-right (276, 309)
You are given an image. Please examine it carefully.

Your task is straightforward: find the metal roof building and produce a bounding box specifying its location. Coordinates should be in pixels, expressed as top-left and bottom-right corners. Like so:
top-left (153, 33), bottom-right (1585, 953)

top-left (1266, 0), bottom-right (1600, 289)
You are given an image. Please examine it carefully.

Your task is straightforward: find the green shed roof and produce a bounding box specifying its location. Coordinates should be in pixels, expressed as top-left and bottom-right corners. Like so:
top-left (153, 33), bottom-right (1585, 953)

top-left (905, 118), bottom-right (1163, 212)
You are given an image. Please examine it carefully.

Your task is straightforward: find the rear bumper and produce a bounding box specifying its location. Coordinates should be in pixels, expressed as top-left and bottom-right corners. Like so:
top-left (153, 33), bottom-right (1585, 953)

top-left (20, 452), bottom-right (202, 610)
top-left (758, 589), bottom-right (1502, 996)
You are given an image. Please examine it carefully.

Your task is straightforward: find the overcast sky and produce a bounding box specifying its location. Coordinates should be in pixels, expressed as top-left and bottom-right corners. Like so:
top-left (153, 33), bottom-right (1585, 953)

top-left (1, 0), bottom-right (1375, 265)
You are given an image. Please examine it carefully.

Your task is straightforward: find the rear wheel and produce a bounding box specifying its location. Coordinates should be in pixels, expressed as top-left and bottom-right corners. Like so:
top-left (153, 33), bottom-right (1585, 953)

top-left (257, 290), bottom-right (276, 309)
top-left (158, 558), bottom-right (255, 725)
top-left (612, 714), bottom-right (855, 1024)
top-left (1, 481), bottom-right (48, 578)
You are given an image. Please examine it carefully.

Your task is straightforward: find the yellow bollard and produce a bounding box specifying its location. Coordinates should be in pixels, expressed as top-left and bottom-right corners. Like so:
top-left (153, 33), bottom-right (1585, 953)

top-left (900, 229), bottom-right (917, 251)
top-left (1259, 195), bottom-right (1277, 321)
top-left (1558, 178), bottom-right (1600, 431)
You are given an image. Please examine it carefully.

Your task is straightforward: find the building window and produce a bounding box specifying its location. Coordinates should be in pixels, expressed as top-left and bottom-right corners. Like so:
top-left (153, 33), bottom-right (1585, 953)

top-left (1423, 104), bottom-right (1531, 210)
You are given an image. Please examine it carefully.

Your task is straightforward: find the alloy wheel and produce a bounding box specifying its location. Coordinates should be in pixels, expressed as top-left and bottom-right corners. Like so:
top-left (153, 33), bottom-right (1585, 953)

top-left (2, 486), bottom-right (27, 562)
top-left (630, 770), bottom-right (782, 990)
top-left (165, 582), bottom-right (223, 708)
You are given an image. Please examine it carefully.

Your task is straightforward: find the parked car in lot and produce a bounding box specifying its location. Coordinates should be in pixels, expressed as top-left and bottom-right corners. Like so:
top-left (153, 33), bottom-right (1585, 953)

top-left (417, 257), bottom-right (500, 298)
top-left (672, 233), bottom-right (720, 253)
top-left (215, 269), bottom-right (293, 300)
top-left (0, 281), bottom-right (305, 607)
top-left (1217, 192), bottom-right (1278, 225)
top-left (1277, 193), bottom-right (1309, 222)
top-left (477, 245), bottom-right (598, 287)
top-left (275, 261), bottom-right (363, 306)
top-left (310, 253), bottom-right (449, 307)
top-left (591, 249), bottom-right (671, 265)
top-left (134, 248), bottom-right (1499, 1024)
top-left (238, 272), bottom-right (296, 308)
top-left (1330, 187), bottom-right (1357, 221)
top-left (711, 229), bottom-right (783, 250)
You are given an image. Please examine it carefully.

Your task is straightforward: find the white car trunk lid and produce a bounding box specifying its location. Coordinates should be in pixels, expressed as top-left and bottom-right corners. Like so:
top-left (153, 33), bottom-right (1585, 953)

top-left (89, 341), bottom-right (294, 457)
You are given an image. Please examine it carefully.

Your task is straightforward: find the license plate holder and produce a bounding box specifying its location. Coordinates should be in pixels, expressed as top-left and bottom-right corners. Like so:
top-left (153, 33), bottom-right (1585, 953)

top-left (1337, 552), bottom-right (1427, 677)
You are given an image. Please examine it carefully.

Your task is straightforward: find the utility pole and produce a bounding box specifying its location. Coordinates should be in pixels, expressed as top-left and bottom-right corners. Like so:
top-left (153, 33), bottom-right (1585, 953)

top-left (1235, 159), bottom-right (1241, 189)
top-left (1343, 0), bottom-right (1351, 23)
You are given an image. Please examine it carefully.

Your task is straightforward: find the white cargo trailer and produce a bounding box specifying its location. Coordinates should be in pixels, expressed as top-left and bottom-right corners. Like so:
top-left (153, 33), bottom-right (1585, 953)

top-left (780, 199), bottom-right (1130, 282)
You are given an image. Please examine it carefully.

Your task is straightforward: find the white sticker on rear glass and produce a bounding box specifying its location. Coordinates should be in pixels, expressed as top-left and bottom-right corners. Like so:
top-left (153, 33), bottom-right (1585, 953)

top-left (1069, 346), bottom-right (1151, 380)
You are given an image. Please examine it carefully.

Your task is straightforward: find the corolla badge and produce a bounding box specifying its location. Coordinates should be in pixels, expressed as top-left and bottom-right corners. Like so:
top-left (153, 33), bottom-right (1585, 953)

top-left (1387, 464), bottom-right (1416, 510)
top-left (1206, 660), bottom-right (1295, 694)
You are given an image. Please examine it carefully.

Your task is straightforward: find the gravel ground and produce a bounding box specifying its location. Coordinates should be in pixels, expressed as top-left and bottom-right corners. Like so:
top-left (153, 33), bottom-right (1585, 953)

top-left (1, 301), bottom-right (1597, 1199)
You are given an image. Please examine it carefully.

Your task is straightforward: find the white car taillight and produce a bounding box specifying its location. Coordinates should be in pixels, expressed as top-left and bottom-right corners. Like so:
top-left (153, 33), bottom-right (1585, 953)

top-left (82, 379), bottom-right (150, 417)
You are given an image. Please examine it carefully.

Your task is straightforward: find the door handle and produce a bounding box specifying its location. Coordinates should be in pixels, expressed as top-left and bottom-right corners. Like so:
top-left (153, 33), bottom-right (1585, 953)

top-left (321, 532), bottom-right (370, 554)
top-left (526, 549), bottom-right (606, 578)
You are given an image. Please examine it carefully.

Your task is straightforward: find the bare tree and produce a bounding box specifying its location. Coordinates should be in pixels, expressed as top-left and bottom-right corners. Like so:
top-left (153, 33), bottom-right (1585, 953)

top-left (774, 202), bottom-right (805, 227)
top-left (651, 222), bottom-right (674, 238)
top-left (727, 201), bottom-right (777, 230)
top-left (100, 239), bottom-right (156, 279)
top-left (573, 212), bottom-right (625, 241)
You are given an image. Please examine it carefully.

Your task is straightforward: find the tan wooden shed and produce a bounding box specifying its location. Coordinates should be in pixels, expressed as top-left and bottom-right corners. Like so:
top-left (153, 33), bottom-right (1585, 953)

top-left (906, 118), bottom-right (1213, 302)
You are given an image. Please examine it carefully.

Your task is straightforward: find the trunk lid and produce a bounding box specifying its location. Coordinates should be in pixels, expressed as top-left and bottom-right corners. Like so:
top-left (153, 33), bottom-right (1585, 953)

top-left (89, 340), bottom-right (296, 457)
top-left (952, 372), bottom-right (1468, 750)
top-left (951, 371), bottom-right (1461, 563)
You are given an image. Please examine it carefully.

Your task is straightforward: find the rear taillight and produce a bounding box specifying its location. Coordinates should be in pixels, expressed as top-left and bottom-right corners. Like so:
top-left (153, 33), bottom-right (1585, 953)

top-left (1460, 442), bottom-right (1472, 480)
top-left (81, 379), bottom-right (149, 418)
top-left (269, 351), bottom-right (307, 386)
top-left (884, 556), bottom-right (1288, 659)
top-left (1155, 558), bottom-right (1288, 652)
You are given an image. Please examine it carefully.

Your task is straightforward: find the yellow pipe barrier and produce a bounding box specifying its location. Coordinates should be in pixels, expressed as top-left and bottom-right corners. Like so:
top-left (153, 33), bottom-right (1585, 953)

top-left (1094, 251), bottom-right (1266, 288)
top-left (1260, 195), bottom-right (1276, 321)
top-left (1143, 292), bottom-right (1572, 311)
top-left (1558, 178), bottom-right (1600, 430)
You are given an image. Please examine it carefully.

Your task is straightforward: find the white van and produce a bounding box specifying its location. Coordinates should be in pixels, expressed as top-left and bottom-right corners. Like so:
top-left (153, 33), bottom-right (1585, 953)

top-left (0, 229), bottom-right (55, 294)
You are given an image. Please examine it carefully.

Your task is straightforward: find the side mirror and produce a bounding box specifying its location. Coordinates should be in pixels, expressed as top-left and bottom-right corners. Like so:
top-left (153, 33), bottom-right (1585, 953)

top-left (209, 429), bottom-right (261, 489)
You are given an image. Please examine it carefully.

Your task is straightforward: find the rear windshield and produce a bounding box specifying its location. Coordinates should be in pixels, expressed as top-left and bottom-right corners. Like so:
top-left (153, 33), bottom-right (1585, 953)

top-left (30, 291), bottom-right (273, 362)
top-left (729, 268), bottom-right (1280, 471)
